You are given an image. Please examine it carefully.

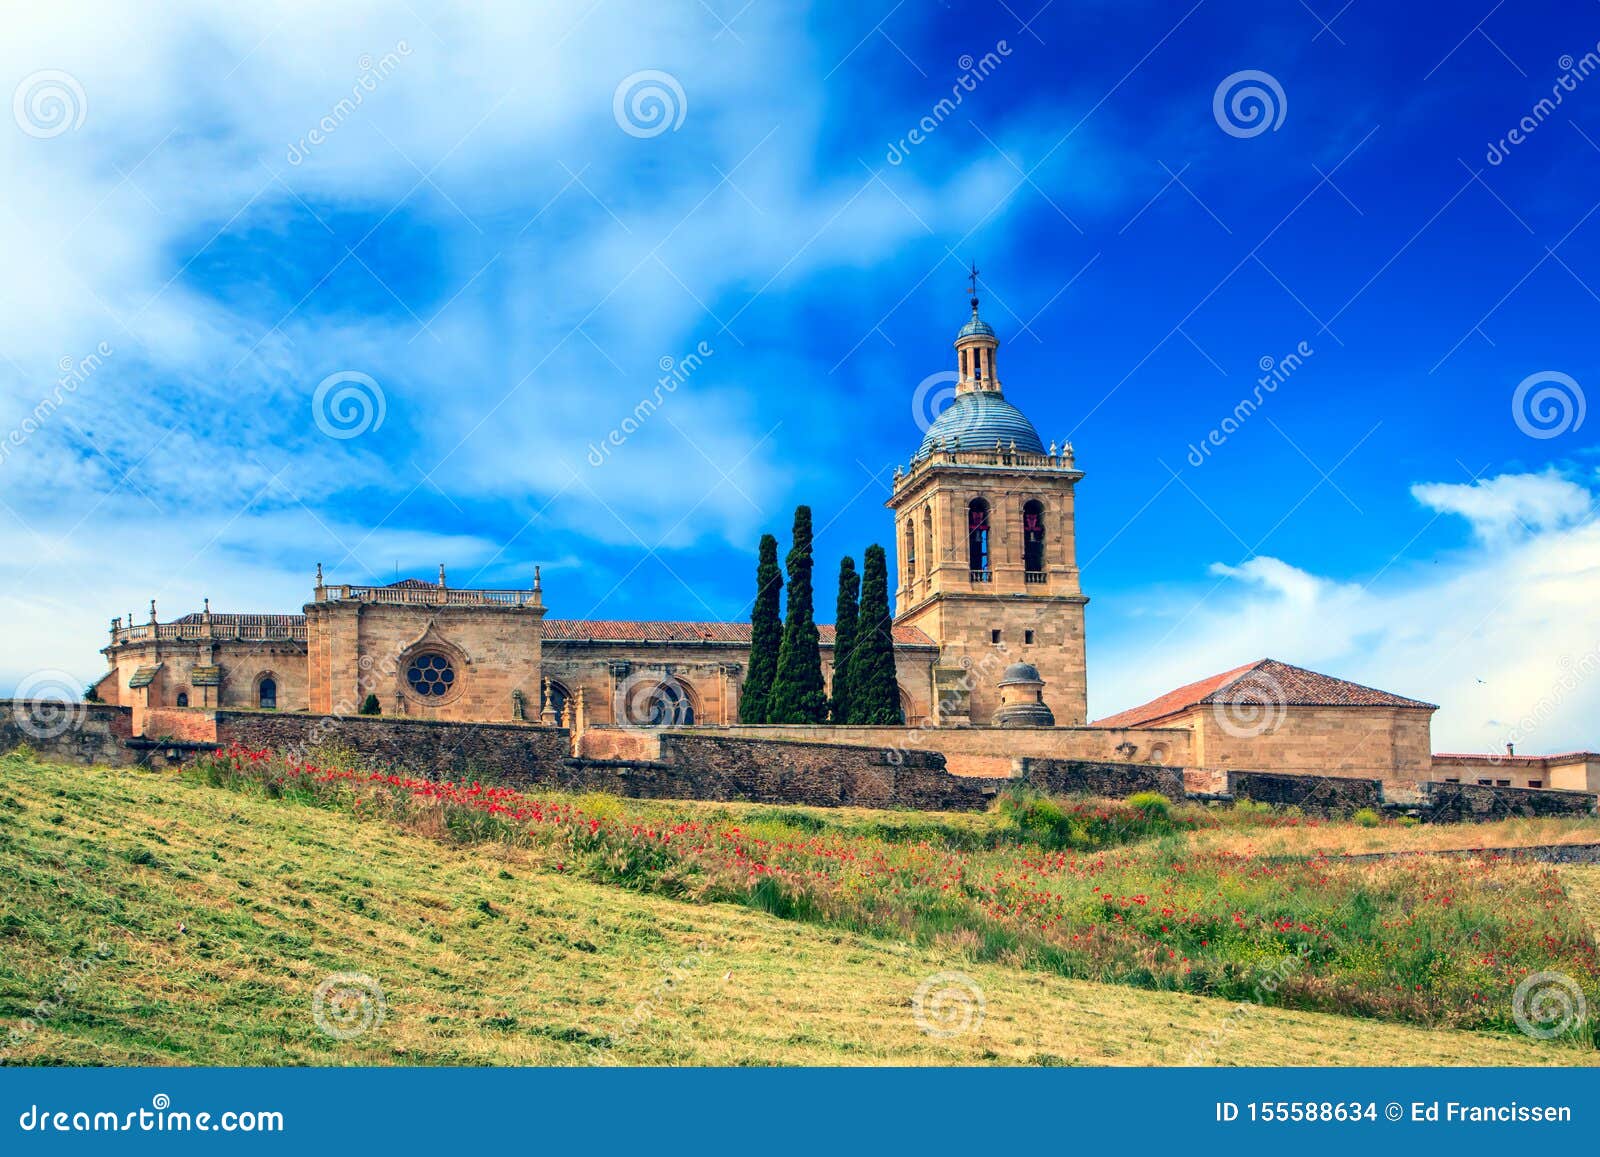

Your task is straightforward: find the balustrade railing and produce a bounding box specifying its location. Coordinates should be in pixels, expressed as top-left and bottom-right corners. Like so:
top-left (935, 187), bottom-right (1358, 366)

top-left (318, 584), bottom-right (540, 607)
top-left (110, 621), bottom-right (308, 645)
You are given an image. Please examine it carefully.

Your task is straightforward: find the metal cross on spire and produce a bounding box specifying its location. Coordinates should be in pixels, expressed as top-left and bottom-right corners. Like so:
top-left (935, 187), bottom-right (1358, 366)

top-left (966, 260), bottom-right (980, 303)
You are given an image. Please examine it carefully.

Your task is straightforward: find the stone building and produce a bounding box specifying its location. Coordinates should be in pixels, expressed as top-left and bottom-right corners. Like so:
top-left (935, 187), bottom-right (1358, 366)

top-left (888, 287), bottom-right (1088, 727)
top-left (1091, 659), bottom-right (1438, 783)
top-left (88, 282), bottom-right (1589, 787)
top-left (95, 288), bottom-right (1067, 732)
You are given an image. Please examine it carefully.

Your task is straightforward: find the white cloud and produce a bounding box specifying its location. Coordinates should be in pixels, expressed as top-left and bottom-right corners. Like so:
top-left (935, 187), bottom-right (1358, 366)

top-left (1411, 468), bottom-right (1593, 544)
top-left (1092, 470), bottom-right (1600, 754)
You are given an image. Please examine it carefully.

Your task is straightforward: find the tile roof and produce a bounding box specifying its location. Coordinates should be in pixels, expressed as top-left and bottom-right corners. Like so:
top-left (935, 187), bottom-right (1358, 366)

top-left (541, 619), bottom-right (937, 647)
top-left (1091, 658), bottom-right (1437, 728)
top-left (127, 664), bottom-right (162, 688)
top-left (172, 612), bottom-right (308, 627)
top-left (1434, 751), bottom-right (1599, 766)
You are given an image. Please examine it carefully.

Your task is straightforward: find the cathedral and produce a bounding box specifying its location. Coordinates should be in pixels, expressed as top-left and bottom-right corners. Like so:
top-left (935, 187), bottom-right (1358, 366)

top-left (96, 286), bottom-right (1086, 733)
top-left (90, 285), bottom-right (1597, 794)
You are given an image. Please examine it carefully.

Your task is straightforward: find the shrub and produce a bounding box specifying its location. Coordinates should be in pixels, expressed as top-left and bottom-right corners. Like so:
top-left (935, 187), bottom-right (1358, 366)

top-left (1126, 792), bottom-right (1171, 821)
top-left (358, 694), bottom-right (381, 715)
top-left (1351, 807), bottom-right (1382, 828)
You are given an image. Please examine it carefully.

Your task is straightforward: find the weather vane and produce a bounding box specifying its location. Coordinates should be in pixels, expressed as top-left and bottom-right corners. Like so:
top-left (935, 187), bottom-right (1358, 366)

top-left (966, 260), bottom-right (980, 301)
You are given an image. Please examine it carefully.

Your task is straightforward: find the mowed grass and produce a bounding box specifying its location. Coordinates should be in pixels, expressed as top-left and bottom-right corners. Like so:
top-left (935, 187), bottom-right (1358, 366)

top-left (0, 754), bottom-right (1594, 1067)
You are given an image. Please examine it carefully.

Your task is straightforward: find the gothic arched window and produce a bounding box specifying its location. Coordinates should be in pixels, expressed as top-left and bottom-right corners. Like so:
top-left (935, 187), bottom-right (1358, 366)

top-left (968, 498), bottom-right (991, 579)
top-left (543, 679), bottom-right (571, 719)
top-left (175, 691), bottom-right (189, 708)
top-left (1024, 499), bottom-right (1046, 576)
top-left (257, 676), bottom-right (277, 710)
top-left (904, 519), bottom-right (917, 581)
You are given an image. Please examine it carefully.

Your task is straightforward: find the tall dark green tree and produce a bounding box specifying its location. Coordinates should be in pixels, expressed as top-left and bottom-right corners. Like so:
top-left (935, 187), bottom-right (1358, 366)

top-left (768, 506), bottom-right (829, 723)
top-left (829, 556), bottom-right (860, 723)
top-left (739, 533), bottom-right (783, 723)
top-left (848, 544), bottom-right (903, 725)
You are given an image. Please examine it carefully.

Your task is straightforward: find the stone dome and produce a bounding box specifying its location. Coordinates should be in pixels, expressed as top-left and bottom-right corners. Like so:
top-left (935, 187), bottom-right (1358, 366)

top-left (998, 662), bottom-right (1043, 686)
top-left (914, 392), bottom-right (1046, 462)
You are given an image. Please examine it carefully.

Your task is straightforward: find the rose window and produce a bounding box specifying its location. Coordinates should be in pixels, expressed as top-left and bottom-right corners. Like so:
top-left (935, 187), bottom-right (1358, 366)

top-left (405, 653), bottom-right (456, 698)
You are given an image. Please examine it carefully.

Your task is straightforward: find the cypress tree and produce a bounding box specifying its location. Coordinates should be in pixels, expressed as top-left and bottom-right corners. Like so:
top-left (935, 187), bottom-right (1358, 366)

top-left (848, 544), bottom-right (903, 725)
top-left (769, 506), bottom-right (829, 723)
top-left (829, 556), bottom-right (860, 723)
top-left (739, 533), bottom-right (784, 723)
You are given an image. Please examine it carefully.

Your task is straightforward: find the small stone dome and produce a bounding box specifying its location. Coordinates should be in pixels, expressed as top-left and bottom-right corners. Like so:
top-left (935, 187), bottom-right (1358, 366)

top-left (994, 662), bottom-right (1055, 728)
top-left (998, 662), bottom-right (1043, 687)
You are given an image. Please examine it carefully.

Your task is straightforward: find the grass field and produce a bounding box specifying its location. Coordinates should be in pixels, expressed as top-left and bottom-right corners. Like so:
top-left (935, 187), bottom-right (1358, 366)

top-left (1, 750), bottom-right (1596, 1066)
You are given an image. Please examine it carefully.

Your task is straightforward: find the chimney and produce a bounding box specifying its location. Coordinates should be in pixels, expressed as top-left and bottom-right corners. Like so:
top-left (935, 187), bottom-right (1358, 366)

top-left (1506, 742), bottom-right (1515, 756)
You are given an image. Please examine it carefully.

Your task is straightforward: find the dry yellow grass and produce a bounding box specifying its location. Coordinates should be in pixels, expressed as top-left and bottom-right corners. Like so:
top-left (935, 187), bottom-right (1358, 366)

top-left (0, 755), bottom-right (1593, 1066)
top-left (1184, 813), bottom-right (1600, 858)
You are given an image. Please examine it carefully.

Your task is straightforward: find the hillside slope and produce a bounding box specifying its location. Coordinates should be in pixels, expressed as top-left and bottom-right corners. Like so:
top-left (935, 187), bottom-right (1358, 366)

top-left (0, 754), bottom-right (1590, 1066)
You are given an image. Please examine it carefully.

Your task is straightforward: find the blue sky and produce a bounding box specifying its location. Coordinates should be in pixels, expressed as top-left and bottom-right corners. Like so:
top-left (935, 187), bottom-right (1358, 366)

top-left (2, 0), bottom-right (1598, 751)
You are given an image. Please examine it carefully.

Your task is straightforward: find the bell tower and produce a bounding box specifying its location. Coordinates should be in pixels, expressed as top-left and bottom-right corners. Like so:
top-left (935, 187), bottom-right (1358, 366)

top-left (886, 270), bottom-right (1088, 726)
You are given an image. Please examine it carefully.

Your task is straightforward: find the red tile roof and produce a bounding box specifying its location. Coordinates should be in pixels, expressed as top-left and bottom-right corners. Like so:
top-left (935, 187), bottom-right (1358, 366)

top-left (165, 610), bottom-right (935, 647)
top-left (1091, 658), bottom-right (1437, 728)
top-left (1434, 751), bottom-right (1599, 766)
top-left (542, 619), bottom-right (937, 647)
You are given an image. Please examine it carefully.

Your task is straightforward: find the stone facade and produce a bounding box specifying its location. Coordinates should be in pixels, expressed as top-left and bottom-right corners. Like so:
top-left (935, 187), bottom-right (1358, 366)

top-left (1191, 705), bottom-right (1435, 784)
top-left (95, 608), bottom-right (308, 715)
top-left (886, 295), bottom-right (1089, 729)
top-left (1431, 751), bottom-right (1600, 792)
top-left (304, 580), bottom-right (543, 722)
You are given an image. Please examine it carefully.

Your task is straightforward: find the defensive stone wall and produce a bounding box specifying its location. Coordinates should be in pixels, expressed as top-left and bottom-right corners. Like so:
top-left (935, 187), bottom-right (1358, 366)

top-left (1422, 781), bottom-right (1596, 823)
top-left (0, 701), bottom-right (133, 765)
top-left (688, 722), bottom-right (1192, 774)
top-left (1018, 756), bottom-right (1185, 800)
top-left (213, 710), bottom-right (571, 783)
top-left (1227, 770), bottom-right (1385, 815)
